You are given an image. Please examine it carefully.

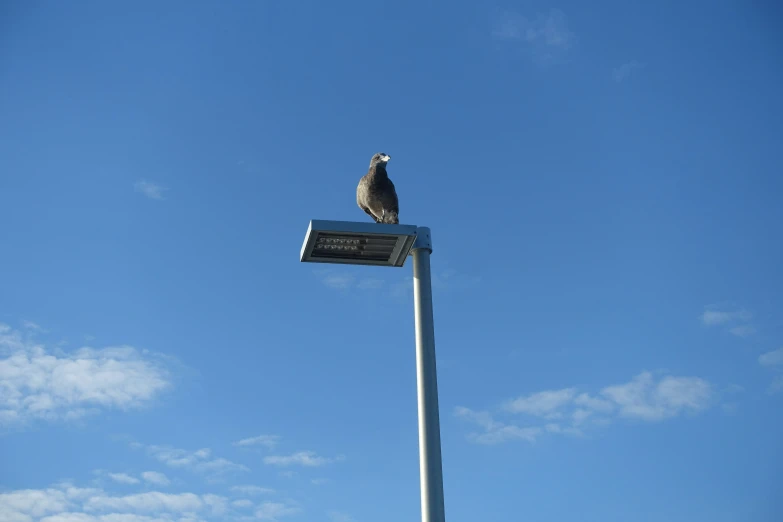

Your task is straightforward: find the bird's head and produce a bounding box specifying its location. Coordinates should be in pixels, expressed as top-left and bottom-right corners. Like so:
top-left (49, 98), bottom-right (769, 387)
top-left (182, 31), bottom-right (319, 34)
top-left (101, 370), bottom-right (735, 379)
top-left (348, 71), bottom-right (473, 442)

top-left (370, 152), bottom-right (391, 168)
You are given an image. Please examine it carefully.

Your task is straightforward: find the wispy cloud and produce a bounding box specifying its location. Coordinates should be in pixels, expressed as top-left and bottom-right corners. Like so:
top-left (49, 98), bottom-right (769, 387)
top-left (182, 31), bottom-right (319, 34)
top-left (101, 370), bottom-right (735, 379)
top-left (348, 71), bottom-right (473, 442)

top-left (769, 376), bottom-right (783, 394)
top-left (255, 501), bottom-right (301, 520)
top-left (392, 268), bottom-right (480, 299)
top-left (234, 434), bottom-right (281, 449)
top-left (701, 309), bottom-right (750, 325)
top-left (492, 9), bottom-right (574, 62)
top-left (315, 267), bottom-right (387, 292)
top-left (0, 324), bottom-right (170, 427)
top-left (719, 384), bottom-right (744, 414)
top-left (140, 471), bottom-right (169, 486)
top-left (21, 320), bottom-right (43, 331)
top-left (230, 485), bottom-right (276, 496)
top-left (700, 305), bottom-right (755, 336)
top-left (357, 278), bottom-right (384, 290)
top-left (728, 325), bottom-right (757, 337)
top-left (107, 473), bottom-right (139, 485)
top-left (758, 347), bottom-right (783, 367)
top-left (602, 372), bottom-right (711, 421)
top-left (456, 371), bottom-right (713, 444)
top-left (329, 510), bottom-right (356, 522)
top-left (322, 274), bottom-right (355, 289)
top-left (759, 347), bottom-right (783, 394)
top-left (263, 451), bottom-right (344, 467)
top-left (454, 407), bottom-right (542, 444)
top-left (504, 388), bottom-right (577, 417)
top-left (84, 491), bottom-right (207, 514)
top-left (133, 443), bottom-right (249, 477)
top-left (612, 60), bottom-right (643, 82)
top-left (133, 180), bottom-right (167, 200)
top-left (0, 482), bottom-right (237, 522)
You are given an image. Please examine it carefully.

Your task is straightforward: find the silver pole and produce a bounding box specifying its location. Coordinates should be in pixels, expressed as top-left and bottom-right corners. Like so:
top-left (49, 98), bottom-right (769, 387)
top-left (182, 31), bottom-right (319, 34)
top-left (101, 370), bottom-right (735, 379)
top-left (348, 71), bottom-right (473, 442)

top-left (411, 227), bottom-right (446, 522)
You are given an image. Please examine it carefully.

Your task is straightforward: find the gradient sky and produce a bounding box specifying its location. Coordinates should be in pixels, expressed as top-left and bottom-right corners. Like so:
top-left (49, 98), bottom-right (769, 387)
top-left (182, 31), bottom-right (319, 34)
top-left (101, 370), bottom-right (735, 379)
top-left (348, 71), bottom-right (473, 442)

top-left (1, 1), bottom-right (782, 522)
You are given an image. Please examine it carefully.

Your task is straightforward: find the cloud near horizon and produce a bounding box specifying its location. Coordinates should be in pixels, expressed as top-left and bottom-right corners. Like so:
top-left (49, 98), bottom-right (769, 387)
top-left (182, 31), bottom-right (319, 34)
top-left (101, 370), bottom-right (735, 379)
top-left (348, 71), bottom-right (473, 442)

top-left (0, 480), bottom-right (300, 522)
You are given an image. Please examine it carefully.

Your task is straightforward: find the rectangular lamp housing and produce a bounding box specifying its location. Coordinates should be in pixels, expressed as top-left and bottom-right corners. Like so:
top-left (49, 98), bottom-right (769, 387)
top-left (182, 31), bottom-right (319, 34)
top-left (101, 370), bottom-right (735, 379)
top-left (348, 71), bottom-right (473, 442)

top-left (300, 220), bottom-right (418, 267)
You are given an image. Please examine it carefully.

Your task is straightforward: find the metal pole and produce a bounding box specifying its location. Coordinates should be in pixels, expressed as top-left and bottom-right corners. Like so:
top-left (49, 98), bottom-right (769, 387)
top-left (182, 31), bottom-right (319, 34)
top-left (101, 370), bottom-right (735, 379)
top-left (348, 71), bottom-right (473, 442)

top-left (411, 227), bottom-right (446, 522)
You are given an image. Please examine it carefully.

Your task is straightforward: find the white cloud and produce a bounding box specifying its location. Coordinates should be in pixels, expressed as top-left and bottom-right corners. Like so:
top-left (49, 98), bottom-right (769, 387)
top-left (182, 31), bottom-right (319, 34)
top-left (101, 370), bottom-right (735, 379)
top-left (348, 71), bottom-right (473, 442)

top-left (357, 278), bottom-right (384, 290)
top-left (758, 348), bottom-right (783, 367)
top-left (600, 372), bottom-right (711, 421)
top-left (728, 325), bottom-right (756, 337)
top-left (612, 60), bottom-right (643, 82)
top-left (0, 324), bottom-right (170, 427)
top-left (769, 375), bottom-right (783, 394)
top-left (573, 393), bottom-right (615, 413)
top-left (701, 310), bottom-right (744, 325)
top-left (254, 502), bottom-right (301, 521)
top-left (133, 180), bottom-right (166, 200)
top-left (701, 307), bottom-right (751, 325)
top-left (263, 451), bottom-right (342, 467)
top-left (457, 371), bottom-right (713, 444)
top-left (0, 488), bottom-right (71, 519)
top-left (453, 406), bottom-right (499, 431)
top-left (84, 492), bottom-right (204, 513)
top-left (322, 274), bottom-right (354, 290)
top-left (328, 511), bottom-right (355, 522)
top-left (233, 434), bottom-right (280, 449)
top-left (316, 268), bottom-right (394, 292)
top-left (504, 388), bottom-right (576, 416)
top-left (21, 320), bottom-right (43, 331)
top-left (107, 474), bottom-right (139, 485)
top-left (493, 9), bottom-right (572, 47)
top-left (492, 9), bottom-right (573, 62)
top-left (202, 494), bottom-right (228, 516)
top-left (136, 444), bottom-right (248, 477)
top-left (140, 472), bottom-right (169, 487)
top-left (571, 409), bottom-right (592, 425)
top-left (454, 407), bottom-right (541, 445)
top-left (0, 483), bottom-right (233, 522)
top-left (232, 499), bottom-right (254, 509)
top-left (470, 424), bottom-right (541, 444)
top-left (758, 348), bottom-right (783, 394)
top-left (230, 486), bottom-right (275, 496)
top-left (700, 305), bottom-right (756, 336)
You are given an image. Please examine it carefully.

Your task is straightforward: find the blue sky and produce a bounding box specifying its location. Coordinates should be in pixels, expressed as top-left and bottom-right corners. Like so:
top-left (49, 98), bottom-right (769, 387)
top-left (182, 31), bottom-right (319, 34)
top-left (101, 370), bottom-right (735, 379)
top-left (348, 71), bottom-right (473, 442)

top-left (1, 1), bottom-right (782, 521)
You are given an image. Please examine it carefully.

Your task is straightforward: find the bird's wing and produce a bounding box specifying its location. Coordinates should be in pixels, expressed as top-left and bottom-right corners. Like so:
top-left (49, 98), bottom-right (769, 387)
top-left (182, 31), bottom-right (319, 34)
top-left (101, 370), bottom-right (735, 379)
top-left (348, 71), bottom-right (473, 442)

top-left (356, 175), bottom-right (370, 205)
top-left (383, 178), bottom-right (399, 212)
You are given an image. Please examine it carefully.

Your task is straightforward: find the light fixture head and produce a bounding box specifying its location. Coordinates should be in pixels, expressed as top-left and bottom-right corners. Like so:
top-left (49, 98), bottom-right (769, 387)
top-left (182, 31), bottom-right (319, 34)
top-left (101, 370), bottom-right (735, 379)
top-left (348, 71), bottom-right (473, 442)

top-left (300, 220), bottom-right (418, 267)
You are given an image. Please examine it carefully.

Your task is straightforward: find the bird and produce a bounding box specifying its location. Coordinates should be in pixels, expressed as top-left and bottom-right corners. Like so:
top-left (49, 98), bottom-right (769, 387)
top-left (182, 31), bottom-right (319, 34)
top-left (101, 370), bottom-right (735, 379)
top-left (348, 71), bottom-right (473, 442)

top-left (356, 152), bottom-right (399, 224)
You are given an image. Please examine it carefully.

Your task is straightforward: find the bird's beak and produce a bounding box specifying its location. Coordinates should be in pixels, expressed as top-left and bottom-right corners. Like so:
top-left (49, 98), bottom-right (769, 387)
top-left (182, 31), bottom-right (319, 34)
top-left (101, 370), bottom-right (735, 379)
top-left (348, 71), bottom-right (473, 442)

top-left (382, 155), bottom-right (391, 162)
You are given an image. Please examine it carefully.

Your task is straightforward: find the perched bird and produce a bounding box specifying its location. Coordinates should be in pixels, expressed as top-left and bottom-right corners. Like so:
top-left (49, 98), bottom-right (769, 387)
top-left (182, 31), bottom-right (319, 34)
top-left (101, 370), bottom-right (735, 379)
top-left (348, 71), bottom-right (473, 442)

top-left (356, 152), bottom-right (399, 224)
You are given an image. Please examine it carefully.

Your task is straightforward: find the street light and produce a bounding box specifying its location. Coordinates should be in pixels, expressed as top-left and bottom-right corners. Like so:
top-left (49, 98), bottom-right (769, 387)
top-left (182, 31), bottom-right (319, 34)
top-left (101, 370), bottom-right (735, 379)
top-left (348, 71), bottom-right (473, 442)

top-left (300, 219), bottom-right (446, 522)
